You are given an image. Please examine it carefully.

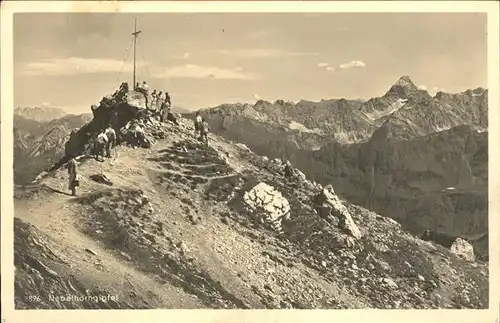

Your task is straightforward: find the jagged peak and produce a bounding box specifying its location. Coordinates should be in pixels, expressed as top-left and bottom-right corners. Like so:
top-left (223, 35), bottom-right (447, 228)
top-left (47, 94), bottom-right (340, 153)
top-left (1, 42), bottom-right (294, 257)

top-left (384, 76), bottom-right (432, 102)
top-left (254, 99), bottom-right (271, 106)
top-left (394, 76), bottom-right (417, 88)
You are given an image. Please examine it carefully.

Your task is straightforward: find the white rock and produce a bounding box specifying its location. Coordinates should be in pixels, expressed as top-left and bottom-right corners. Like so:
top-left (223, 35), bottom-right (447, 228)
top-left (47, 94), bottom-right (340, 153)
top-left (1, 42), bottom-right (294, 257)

top-left (450, 237), bottom-right (475, 261)
top-left (243, 182), bottom-right (291, 225)
top-left (321, 185), bottom-right (362, 239)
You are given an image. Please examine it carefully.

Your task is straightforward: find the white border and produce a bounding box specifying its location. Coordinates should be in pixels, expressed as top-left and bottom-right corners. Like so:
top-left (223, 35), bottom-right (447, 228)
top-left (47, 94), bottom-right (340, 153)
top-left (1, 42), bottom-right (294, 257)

top-left (1, 2), bottom-right (499, 323)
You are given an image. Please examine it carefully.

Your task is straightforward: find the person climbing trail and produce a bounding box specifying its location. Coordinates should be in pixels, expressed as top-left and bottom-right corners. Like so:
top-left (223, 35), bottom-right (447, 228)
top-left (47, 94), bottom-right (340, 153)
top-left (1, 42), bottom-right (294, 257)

top-left (67, 158), bottom-right (79, 196)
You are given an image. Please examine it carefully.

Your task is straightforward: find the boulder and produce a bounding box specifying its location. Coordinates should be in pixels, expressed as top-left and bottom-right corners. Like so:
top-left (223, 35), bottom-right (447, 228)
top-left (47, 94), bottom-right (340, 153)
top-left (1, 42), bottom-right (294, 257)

top-left (243, 182), bottom-right (291, 229)
top-left (315, 185), bottom-right (362, 240)
top-left (450, 237), bottom-right (475, 261)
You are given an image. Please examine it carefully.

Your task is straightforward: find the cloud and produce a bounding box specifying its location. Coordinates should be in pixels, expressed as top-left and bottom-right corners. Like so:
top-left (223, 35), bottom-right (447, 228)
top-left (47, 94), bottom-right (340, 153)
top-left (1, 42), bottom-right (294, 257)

top-left (216, 49), bottom-right (318, 58)
top-left (21, 57), bottom-right (144, 76)
top-left (181, 52), bottom-right (191, 59)
top-left (21, 57), bottom-right (258, 81)
top-left (152, 64), bottom-right (259, 80)
top-left (317, 62), bottom-right (336, 72)
top-left (339, 60), bottom-right (366, 69)
top-left (253, 94), bottom-right (261, 100)
top-left (418, 85), bottom-right (427, 90)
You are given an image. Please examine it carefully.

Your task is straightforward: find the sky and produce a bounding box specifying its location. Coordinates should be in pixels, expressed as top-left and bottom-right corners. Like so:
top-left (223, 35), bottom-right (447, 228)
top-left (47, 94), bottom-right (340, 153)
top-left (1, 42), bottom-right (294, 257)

top-left (14, 12), bottom-right (487, 113)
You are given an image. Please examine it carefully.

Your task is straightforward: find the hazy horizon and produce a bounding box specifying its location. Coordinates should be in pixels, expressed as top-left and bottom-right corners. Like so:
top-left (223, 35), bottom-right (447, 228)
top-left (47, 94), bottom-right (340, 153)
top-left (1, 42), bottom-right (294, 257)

top-left (14, 12), bottom-right (487, 114)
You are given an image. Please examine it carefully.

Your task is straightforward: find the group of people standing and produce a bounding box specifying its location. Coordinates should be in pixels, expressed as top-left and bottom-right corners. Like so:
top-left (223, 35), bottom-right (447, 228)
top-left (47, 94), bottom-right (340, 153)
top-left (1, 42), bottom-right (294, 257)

top-left (92, 125), bottom-right (117, 161)
top-left (67, 125), bottom-right (117, 196)
top-left (135, 81), bottom-right (172, 120)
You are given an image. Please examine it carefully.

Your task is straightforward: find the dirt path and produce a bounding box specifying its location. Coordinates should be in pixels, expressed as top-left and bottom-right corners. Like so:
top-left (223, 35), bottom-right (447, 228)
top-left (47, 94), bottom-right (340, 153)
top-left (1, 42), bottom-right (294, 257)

top-left (148, 167), bottom-right (240, 180)
top-left (14, 144), bottom-right (207, 308)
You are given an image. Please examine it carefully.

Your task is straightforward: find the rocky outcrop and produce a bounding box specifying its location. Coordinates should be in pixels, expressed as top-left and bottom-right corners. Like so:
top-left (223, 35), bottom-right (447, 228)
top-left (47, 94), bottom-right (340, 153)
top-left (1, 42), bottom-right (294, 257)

top-left (314, 184), bottom-right (362, 239)
top-left (56, 88), bottom-right (153, 168)
top-left (450, 238), bottom-right (475, 261)
top-left (243, 182), bottom-right (291, 231)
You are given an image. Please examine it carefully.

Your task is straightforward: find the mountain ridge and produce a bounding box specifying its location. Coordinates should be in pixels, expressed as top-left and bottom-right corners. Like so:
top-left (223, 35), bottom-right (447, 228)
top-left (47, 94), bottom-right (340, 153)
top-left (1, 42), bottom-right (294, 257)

top-left (198, 76), bottom-right (489, 260)
top-left (14, 111), bottom-right (93, 184)
top-left (14, 103), bottom-right (488, 309)
top-left (14, 106), bottom-right (68, 122)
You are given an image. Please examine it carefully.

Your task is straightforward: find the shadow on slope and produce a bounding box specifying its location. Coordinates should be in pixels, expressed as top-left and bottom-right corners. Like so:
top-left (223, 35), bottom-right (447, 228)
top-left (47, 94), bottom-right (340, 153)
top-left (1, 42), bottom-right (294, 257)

top-left (14, 217), bottom-right (149, 309)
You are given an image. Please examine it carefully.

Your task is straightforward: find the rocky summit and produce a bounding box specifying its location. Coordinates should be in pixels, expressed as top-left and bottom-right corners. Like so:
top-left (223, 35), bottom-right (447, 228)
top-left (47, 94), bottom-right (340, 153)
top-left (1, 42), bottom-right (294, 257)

top-left (13, 80), bottom-right (488, 309)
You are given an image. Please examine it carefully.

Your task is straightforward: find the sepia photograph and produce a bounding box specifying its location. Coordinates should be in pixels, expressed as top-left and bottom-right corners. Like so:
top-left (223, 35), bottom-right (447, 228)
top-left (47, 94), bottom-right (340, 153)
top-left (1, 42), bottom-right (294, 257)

top-left (1, 1), bottom-right (499, 320)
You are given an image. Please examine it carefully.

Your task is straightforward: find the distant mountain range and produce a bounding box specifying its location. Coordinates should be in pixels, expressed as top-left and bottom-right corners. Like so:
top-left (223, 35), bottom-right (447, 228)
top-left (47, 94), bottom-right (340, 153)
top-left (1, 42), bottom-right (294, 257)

top-left (201, 76), bottom-right (487, 145)
top-left (13, 77), bottom-right (489, 258)
top-left (200, 76), bottom-right (489, 259)
top-left (14, 106), bottom-right (68, 122)
top-left (14, 110), bottom-right (92, 184)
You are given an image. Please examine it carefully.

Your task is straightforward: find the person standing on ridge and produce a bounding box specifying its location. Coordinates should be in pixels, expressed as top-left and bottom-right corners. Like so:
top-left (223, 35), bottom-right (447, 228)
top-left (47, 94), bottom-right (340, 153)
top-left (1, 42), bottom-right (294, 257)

top-left (165, 92), bottom-right (171, 107)
top-left (156, 91), bottom-right (163, 113)
top-left (160, 99), bottom-right (170, 123)
top-left (94, 131), bottom-right (108, 161)
top-left (194, 112), bottom-right (202, 137)
top-left (200, 118), bottom-right (210, 147)
top-left (67, 157), bottom-right (79, 196)
top-left (141, 81), bottom-right (150, 108)
top-left (104, 125), bottom-right (117, 158)
top-left (151, 89), bottom-right (158, 105)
